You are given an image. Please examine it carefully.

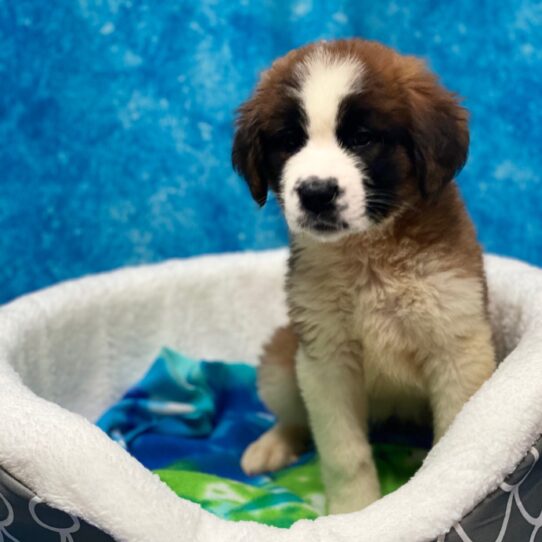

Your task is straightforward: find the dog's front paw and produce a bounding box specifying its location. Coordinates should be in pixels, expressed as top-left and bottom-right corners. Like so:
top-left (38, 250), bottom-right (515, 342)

top-left (328, 493), bottom-right (379, 515)
top-left (327, 477), bottom-right (381, 515)
top-left (241, 426), bottom-right (299, 475)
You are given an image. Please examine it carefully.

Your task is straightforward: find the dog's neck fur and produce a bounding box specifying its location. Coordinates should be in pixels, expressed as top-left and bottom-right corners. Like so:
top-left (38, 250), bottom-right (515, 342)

top-left (289, 181), bottom-right (483, 283)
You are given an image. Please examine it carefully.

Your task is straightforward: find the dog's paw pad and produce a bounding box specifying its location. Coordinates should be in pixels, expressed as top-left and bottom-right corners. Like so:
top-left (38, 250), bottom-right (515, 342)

top-left (241, 429), bottom-right (298, 475)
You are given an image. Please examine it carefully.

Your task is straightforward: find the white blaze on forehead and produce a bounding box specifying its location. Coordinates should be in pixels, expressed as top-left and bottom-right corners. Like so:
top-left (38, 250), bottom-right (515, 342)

top-left (297, 48), bottom-right (363, 138)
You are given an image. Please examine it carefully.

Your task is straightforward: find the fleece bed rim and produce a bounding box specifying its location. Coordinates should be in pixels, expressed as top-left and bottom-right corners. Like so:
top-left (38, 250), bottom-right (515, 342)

top-left (0, 249), bottom-right (540, 542)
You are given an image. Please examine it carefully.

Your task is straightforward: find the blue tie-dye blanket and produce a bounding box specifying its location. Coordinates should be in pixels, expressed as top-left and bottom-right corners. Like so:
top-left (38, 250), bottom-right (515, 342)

top-left (97, 348), bottom-right (426, 527)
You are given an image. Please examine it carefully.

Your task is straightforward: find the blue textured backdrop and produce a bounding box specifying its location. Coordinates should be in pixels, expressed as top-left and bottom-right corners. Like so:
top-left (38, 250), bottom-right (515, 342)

top-left (1, 1), bottom-right (541, 303)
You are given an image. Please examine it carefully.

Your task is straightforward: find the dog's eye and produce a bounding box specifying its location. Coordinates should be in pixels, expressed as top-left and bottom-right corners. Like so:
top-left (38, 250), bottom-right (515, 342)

top-left (345, 127), bottom-right (374, 149)
top-left (274, 128), bottom-right (303, 154)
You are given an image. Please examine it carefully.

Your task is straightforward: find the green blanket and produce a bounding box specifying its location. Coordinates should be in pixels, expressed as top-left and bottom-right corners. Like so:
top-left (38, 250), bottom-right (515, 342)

top-left (156, 443), bottom-right (426, 527)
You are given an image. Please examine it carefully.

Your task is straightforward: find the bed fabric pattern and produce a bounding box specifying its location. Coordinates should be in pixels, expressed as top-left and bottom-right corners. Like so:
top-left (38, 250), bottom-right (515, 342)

top-left (0, 467), bottom-right (114, 542)
top-left (0, 249), bottom-right (541, 542)
top-left (439, 436), bottom-right (542, 542)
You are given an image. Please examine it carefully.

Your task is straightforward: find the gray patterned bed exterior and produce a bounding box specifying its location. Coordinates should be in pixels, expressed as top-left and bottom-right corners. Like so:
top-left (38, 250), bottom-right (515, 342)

top-left (0, 437), bottom-right (540, 542)
top-left (0, 468), bottom-right (114, 542)
top-left (436, 435), bottom-right (542, 542)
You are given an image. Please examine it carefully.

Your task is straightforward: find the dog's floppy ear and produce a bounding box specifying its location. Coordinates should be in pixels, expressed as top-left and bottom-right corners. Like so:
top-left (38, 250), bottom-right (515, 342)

top-left (232, 100), bottom-right (268, 206)
top-left (406, 62), bottom-right (469, 198)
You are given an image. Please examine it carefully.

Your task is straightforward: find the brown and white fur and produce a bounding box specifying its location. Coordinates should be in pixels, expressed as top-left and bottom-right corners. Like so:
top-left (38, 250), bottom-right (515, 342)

top-left (232, 39), bottom-right (496, 515)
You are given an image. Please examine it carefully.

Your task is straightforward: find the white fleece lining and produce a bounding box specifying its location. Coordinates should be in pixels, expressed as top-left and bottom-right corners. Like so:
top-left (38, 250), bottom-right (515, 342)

top-left (0, 249), bottom-right (541, 542)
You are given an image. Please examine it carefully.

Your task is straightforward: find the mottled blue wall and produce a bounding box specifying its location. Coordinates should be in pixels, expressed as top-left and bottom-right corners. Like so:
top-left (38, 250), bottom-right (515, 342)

top-left (1, 1), bottom-right (541, 303)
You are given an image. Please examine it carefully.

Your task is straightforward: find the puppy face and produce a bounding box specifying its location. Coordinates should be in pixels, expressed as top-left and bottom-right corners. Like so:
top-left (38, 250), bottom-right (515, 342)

top-left (233, 39), bottom-right (469, 242)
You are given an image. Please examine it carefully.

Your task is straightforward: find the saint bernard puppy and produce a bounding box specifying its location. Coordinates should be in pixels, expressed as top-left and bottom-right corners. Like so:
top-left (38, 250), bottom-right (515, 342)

top-left (232, 38), bottom-right (496, 514)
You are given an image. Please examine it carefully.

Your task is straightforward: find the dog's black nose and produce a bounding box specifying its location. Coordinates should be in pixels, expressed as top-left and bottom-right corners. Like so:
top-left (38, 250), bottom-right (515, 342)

top-left (296, 178), bottom-right (339, 214)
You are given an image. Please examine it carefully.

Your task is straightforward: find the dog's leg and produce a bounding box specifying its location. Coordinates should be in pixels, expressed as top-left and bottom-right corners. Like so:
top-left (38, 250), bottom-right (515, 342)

top-left (426, 325), bottom-right (496, 442)
top-left (241, 326), bottom-right (310, 475)
top-left (297, 345), bottom-right (380, 514)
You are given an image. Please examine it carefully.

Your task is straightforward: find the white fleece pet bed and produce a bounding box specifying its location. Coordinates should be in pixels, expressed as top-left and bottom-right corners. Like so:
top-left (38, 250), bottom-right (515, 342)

top-left (0, 249), bottom-right (541, 542)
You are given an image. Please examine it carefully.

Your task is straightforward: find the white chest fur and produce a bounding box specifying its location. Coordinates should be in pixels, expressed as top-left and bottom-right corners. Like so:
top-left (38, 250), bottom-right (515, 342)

top-left (288, 236), bottom-right (486, 421)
